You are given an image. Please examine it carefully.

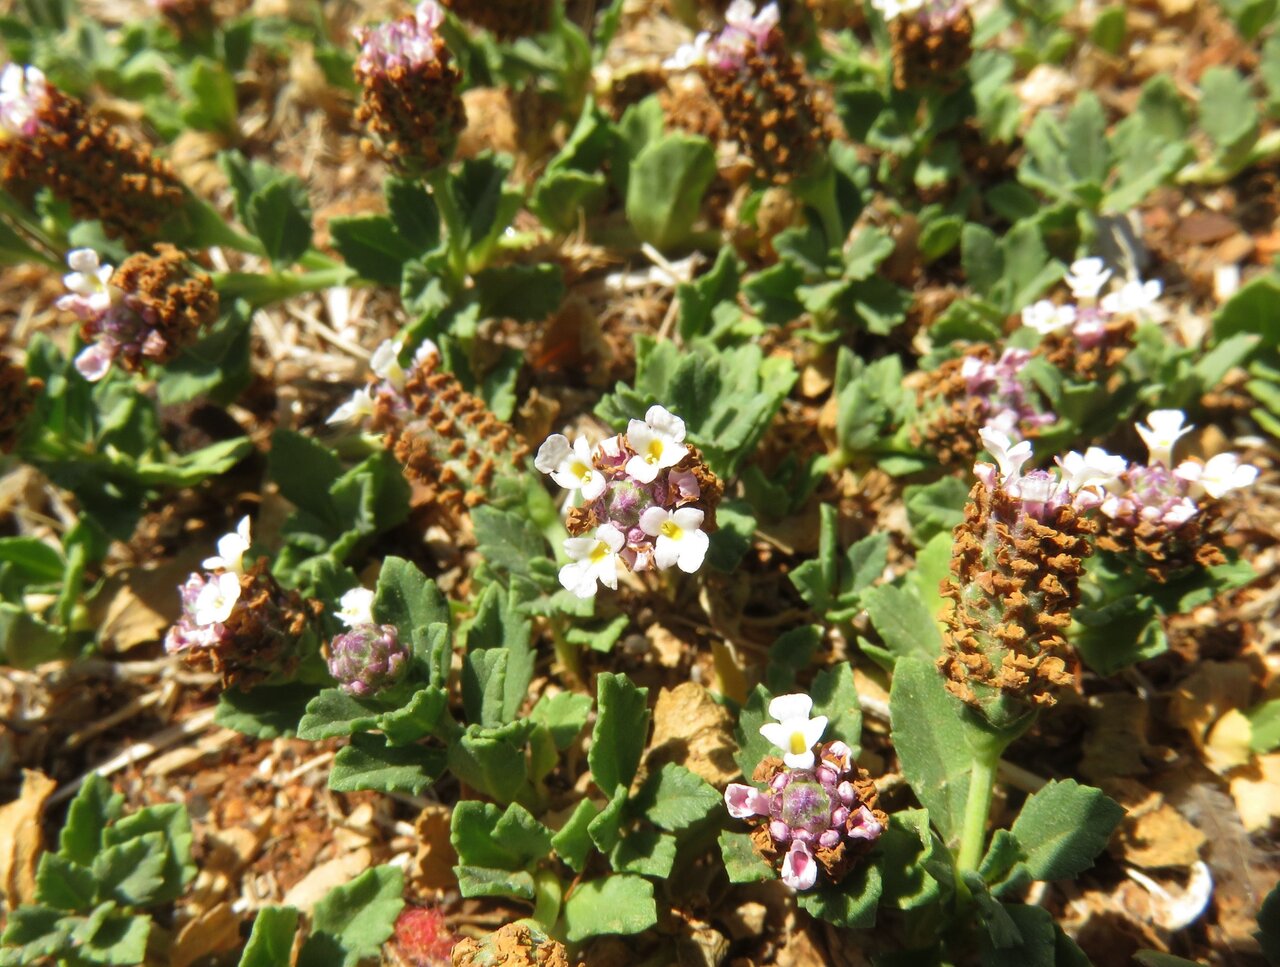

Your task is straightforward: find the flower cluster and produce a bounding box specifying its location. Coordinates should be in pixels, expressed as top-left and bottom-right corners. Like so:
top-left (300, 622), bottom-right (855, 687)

top-left (57, 246), bottom-right (219, 382)
top-left (329, 338), bottom-right (529, 512)
top-left (1, 64), bottom-right (184, 247)
top-left (441, 0), bottom-right (552, 39)
top-left (665, 2), bottom-right (827, 184)
top-left (937, 428), bottom-right (1101, 727)
top-left (912, 345), bottom-right (1051, 467)
top-left (1022, 257), bottom-right (1163, 385)
top-left (872, 0), bottom-right (974, 89)
top-left (725, 694), bottom-right (885, 891)
top-left (535, 406), bottom-right (722, 598)
top-left (353, 1), bottom-right (465, 175)
top-left (326, 588), bottom-right (408, 697)
top-left (165, 518), bottom-right (318, 689)
top-left (1087, 411), bottom-right (1258, 578)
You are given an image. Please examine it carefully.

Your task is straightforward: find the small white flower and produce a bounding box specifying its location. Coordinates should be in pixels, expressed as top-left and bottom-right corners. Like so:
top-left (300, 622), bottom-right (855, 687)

top-left (1175, 453), bottom-right (1259, 500)
top-left (559, 524), bottom-right (626, 598)
top-left (664, 32), bottom-right (711, 70)
top-left (327, 386), bottom-right (377, 425)
top-left (193, 572), bottom-right (242, 626)
top-left (639, 506), bottom-right (709, 573)
top-left (1100, 278), bottom-right (1162, 317)
top-left (62, 249), bottom-right (114, 305)
top-left (869, 0), bottom-right (924, 21)
top-left (370, 339), bottom-right (407, 391)
top-left (336, 587), bottom-right (376, 627)
top-left (725, 0), bottom-right (780, 43)
top-left (978, 426), bottom-right (1033, 483)
top-left (0, 64), bottom-right (46, 138)
top-left (1136, 410), bottom-right (1192, 468)
top-left (758, 693), bottom-right (828, 770)
top-left (625, 405), bottom-right (689, 484)
top-left (203, 516), bottom-right (252, 574)
top-left (781, 840), bottom-right (818, 891)
top-left (534, 434), bottom-right (607, 501)
top-left (1021, 299), bottom-right (1076, 335)
top-left (411, 338), bottom-right (439, 368)
top-left (1056, 447), bottom-right (1128, 494)
top-left (1065, 258), bottom-right (1112, 300)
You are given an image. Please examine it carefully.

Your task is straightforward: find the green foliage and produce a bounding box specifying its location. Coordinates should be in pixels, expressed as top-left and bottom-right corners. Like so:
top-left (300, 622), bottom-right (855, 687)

top-left (625, 133), bottom-right (717, 251)
top-left (297, 866), bottom-right (405, 967)
top-left (220, 151), bottom-right (313, 266)
top-left (590, 673), bottom-right (650, 795)
top-left (561, 875), bottom-right (658, 943)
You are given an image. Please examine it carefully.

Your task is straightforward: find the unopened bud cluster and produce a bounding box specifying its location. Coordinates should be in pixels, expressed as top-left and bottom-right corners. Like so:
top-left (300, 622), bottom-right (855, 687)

top-left (329, 339), bottom-right (529, 512)
top-left (326, 588), bottom-right (409, 697)
top-left (872, 0), bottom-right (974, 90)
top-left (665, 2), bottom-right (828, 184)
top-left (0, 65), bottom-right (184, 247)
top-left (354, 1), bottom-right (465, 175)
top-left (535, 405), bottom-right (723, 598)
top-left (57, 246), bottom-right (218, 382)
top-left (725, 694), bottom-right (885, 891)
top-left (441, 0), bottom-right (552, 39)
top-left (1022, 257), bottom-right (1163, 386)
top-left (165, 518), bottom-right (318, 690)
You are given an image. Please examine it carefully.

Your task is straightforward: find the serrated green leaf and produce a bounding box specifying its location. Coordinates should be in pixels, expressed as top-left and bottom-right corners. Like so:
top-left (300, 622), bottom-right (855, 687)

top-left (298, 866), bottom-right (404, 967)
top-left (588, 787), bottom-right (628, 855)
top-left (454, 865), bottom-right (536, 901)
top-left (626, 134), bottom-right (716, 251)
top-left (247, 177), bottom-right (313, 268)
top-left (864, 585), bottom-right (946, 661)
top-left (215, 683), bottom-right (318, 739)
top-left (562, 875), bottom-right (657, 943)
top-left (590, 673), bottom-right (650, 795)
top-left (329, 733), bottom-right (445, 796)
top-left (1215, 274), bottom-right (1280, 347)
top-left (103, 803), bottom-right (195, 904)
top-left (330, 215), bottom-right (415, 286)
top-left (529, 692), bottom-right (593, 749)
top-left (34, 854), bottom-right (96, 911)
top-left (59, 774), bottom-right (123, 867)
top-left (551, 799), bottom-right (598, 874)
top-left (92, 834), bottom-right (167, 906)
top-left (719, 830), bottom-right (773, 884)
top-left (631, 763), bottom-right (721, 832)
top-left (238, 906), bottom-right (299, 967)
top-left (610, 827), bottom-right (676, 877)
top-left (810, 663), bottom-right (862, 756)
top-left (796, 860), bottom-right (883, 928)
top-left (447, 721), bottom-right (536, 805)
top-left (1007, 780), bottom-right (1124, 883)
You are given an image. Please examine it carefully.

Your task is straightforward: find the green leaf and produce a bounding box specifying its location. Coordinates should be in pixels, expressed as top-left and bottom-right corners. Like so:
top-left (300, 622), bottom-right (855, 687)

top-left (58, 773), bottom-right (123, 866)
top-left (385, 177), bottom-right (440, 249)
top-left (677, 246), bottom-right (740, 342)
top-left (0, 536), bottom-right (63, 582)
top-left (72, 907), bottom-right (152, 965)
top-left (452, 801), bottom-right (553, 870)
top-left (238, 907), bottom-right (299, 967)
top-left (215, 683), bottom-right (318, 739)
top-left (1199, 67), bottom-right (1259, 154)
top-left (330, 215), bottom-right (415, 286)
top-left (625, 133), bottom-right (717, 251)
top-left (248, 176), bottom-right (313, 268)
top-left (297, 689), bottom-right (384, 741)
top-left (529, 692), bottom-right (593, 749)
top-left (983, 903), bottom-right (1056, 966)
top-left (1214, 274), bottom-right (1280, 347)
top-left (1246, 698), bottom-right (1280, 753)
top-left (34, 854), bottom-right (96, 910)
top-left (766, 625), bottom-right (824, 695)
top-left (474, 264), bottom-right (565, 322)
top-left (373, 558), bottom-right (451, 666)
top-left (1133, 953), bottom-right (1204, 967)
top-left (610, 828), bottom-right (676, 877)
top-left (889, 657), bottom-right (980, 847)
top-left (562, 875), bottom-right (657, 943)
top-left (379, 687), bottom-right (448, 746)
top-left (719, 830), bottom-right (773, 884)
top-left (103, 803), bottom-right (195, 903)
top-left (92, 835), bottom-right (167, 906)
top-left (796, 860), bottom-right (883, 928)
top-left (329, 733), bottom-right (446, 796)
top-left (529, 169), bottom-right (608, 232)
top-left (471, 506), bottom-right (553, 586)
top-left (464, 583), bottom-right (533, 724)
top-left (734, 685), bottom-right (775, 778)
top-left (0, 905), bottom-right (74, 962)
top-left (590, 672), bottom-right (650, 795)
top-left (179, 58), bottom-right (237, 134)
top-left (454, 865), bottom-right (536, 901)
top-left (631, 763), bottom-right (721, 832)
top-left (904, 477), bottom-right (969, 546)
top-left (1006, 780), bottom-right (1124, 883)
top-left (550, 799), bottom-right (598, 873)
top-left (447, 721), bottom-right (536, 805)
top-left (810, 662), bottom-right (863, 754)
top-left (298, 866), bottom-right (404, 967)
top-left (864, 585), bottom-right (946, 661)
top-left (588, 786), bottom-right (628, 855)
top-left (878, 809), bottom-right (948, 911)
top-left (1257, 880), bottom-right (1280, 964)
top-left (269, 428), bottom-right (342, 522)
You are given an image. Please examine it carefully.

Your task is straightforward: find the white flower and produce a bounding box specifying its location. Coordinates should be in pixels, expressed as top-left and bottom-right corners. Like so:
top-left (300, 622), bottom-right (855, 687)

top-left (639, 506), bottom-right (709, 573)
top-left (664, 32), bottom-right (711, 70)
top-left (1021, 299), bottom-right (1076, 335)
top-left (370, 339), bottom-right (407, 391)
top-left (327, 386), bottom-right (377, 425)
top-left (412, 338), bottom-right (439, 368)
top-left (1056, 447), bottom-right (1128, 494)
top-left (1175, 453), bottom-right (1259, 500)
top-left (62, 248), bottom-right (114, 305)
top-left (203, 516), bottom-right (252, 574)
top-left (1136, 410), bottom-right (1192, 468)
top-left (559, 524), bottom-right (626, 598)
top-left (534, 434), bottom-right (607, 501)
top-left (625, 405), bottom-right (689, 484)
top-left (781, 840), bottom-right (818, 891)
top-left (193, 572), bottom-right (242, 626)
top-left (1100, 278), bottom-right (1162, 317)
top-left (0, 64), bottom-right (46, 138)
top-left (725, 0), bottom-right (780, 43)
top-left (336, 587), bottom-right (376, 627)
top-left (978, 426), bottom-right (1033, 483)
top-left (758, 693), bottom-right (828, 770)
top-left (869, 0), bottom-right (924, 21)
top-left (1065, 258), bottom-right (1112, 300)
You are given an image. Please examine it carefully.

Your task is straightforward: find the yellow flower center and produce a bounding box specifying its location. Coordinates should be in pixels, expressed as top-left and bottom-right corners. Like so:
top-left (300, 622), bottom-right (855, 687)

top-left (589, 541), bottom-right (611, 563)
top-left (645, 439), bottom-right (664, 464)
top-left (789, 730), bottom-right (809, 755)
top-left (660, 520), bottom-right (681, 540)
top-left (571, 460), bottom-right (592, 481)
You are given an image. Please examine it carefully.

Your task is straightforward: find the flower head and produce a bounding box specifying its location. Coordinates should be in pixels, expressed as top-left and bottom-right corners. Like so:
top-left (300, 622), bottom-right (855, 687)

top-left (1065, 258), bottom-right (1112, 300)
top-left (978, 426), bottom-right (1033, 485)
top-left (202, 516), bottom-right (252, 574)
top-left (193, 571), bottom-right (242, 626)
top-left (1175, 452), bottom-right (1259, 501)
top-left (758, 693), bottom-right (828, 770)
top-left (625, 405), bottom-right (688, 484)
top-left (535, 434), bottom-right (607, 501)
top-left (355, 0), bottom-right (445, 74)
top-left (328, 623), bottom-right (408, 697)
top-left (1136, 410), bottom-right (1192, 468)
top-left (559, 524), bottom-right (625, 598)
top-left (639, 506), bottom-right (709, 574)
top-left (1101, 277), bottom-right (1162, 317)
top-left (328, 386), bottom-right (378, 425)
top-left (0, 64), bottom-right (47, 139)
top-left (1021, 299), bottom-right (1076, 335)
top-left (336, 587), bottom-right (376, 628)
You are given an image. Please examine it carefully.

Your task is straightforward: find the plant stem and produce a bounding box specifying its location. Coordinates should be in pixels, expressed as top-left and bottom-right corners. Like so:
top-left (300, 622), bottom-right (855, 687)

top-left (955, 746), bottom-right (1000, 877)
top-left (549, 618), bottom-right (584, 687)
top-left (530, 869), bottom-right (563, 929)
top-left (710, 638), bottom-right (748, 705)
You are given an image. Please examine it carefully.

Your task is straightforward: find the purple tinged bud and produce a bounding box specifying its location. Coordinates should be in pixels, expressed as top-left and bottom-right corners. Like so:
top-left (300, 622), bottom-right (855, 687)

top-left (328, 623), bottom-right (408, 696)
top-left (830, 806), bottom-right (849, 828)
top-left (769, 819), bottom-right (790, 844)
top-left (837, 781), bottom-right (856, 805)
top-left (818, 829), bottom-right (841, 849)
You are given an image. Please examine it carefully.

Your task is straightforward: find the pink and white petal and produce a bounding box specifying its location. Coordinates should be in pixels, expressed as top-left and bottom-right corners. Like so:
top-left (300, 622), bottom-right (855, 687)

top-left (580, 474), bottom-right (607, 501)
top-left (781, 841), bottom-right (818, 891)
top-left (549, 468), bottom-right (583, 492)
top-left (598, 523), bottom-right (626, 553)
top-left (593, 554), bottom-right (619, 591)
top-left (73, 344), bottom-right (113, 382)
top-left (625, 454), bottom-right (660, 484)
top-left (800, 715), bottom-right (828, 748)
top-left (724, 783), bottom-right (769, 819)
top-left (562, 537), bottom-right (599, 562)
top-left (782, 749), bottom-right (816, 770)
top-left (558, 560), bottom-right (599, 598)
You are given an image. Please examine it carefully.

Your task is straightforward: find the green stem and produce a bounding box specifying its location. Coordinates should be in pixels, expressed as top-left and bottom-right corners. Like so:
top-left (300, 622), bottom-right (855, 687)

top-left (530, 869), bottom-right (563, 929)
top-left (549, 618), bottom-right (584, 686)
top-left (955, 747), bottom-right (1000, 877)
top-left (423, 167), bottom-right (468, 292)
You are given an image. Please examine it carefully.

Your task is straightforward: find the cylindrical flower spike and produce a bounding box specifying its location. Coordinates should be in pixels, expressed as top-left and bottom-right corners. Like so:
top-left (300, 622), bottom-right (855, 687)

top-left (57, 245), bottom-right (219, 382)
top-left (441, 0), bottom-right (553, 39)
top-left (665, 2), bottom-right (829, 185)
top-left (0, 65), bottom-right (184, 248)
top-left (936, 428), bottom-right (1098, 729)
top-left (165, 518), bottom-right (320, 690)
top-left (353, 1), bottom-right (466, 175)
top-left (534, 405), bottom-right (723, 597)
top-left (725, 739), bottom-right (886, 891)
top-left (873, 0), bottom-right (974, 91)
